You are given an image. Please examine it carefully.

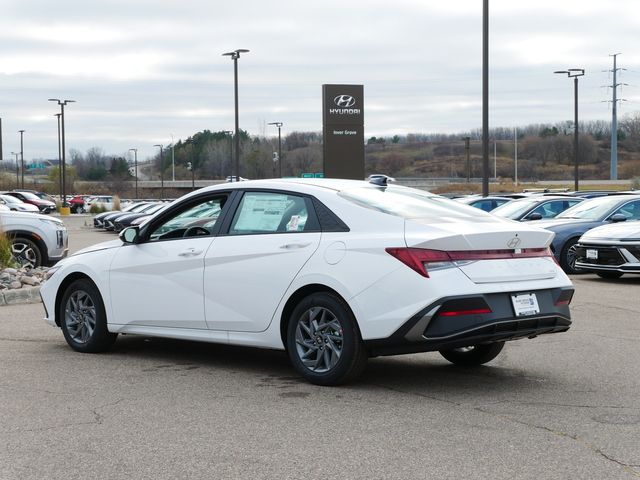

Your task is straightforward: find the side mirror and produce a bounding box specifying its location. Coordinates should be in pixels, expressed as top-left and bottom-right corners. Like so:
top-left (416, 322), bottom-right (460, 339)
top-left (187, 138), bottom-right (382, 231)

top-left (120, 226), bottom-right (140, 244)
top-left (526, 212), bottom-right (543, 221)
top-left (610, 214), bottom-right (627, 223)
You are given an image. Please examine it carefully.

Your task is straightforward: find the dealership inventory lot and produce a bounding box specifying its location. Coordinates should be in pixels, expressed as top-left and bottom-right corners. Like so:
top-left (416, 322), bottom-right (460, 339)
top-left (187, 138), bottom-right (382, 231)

top-left (0, 273), bottom-right (639, 479)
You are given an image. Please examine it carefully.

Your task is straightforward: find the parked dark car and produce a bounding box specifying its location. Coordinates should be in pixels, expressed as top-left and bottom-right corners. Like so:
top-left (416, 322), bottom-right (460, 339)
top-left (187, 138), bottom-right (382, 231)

top-left (491, 196), bottom-right (583, 222)
top-left (113, 203), bottom-right (166, 232)
top-left (102, 202), bottom-right (155, 230)
top-left (456, 196), bottom-right (513, 212)
top-left (536, 194), bottom-right (640, 273)
top-left (5, 191), bottom-right (56, 214)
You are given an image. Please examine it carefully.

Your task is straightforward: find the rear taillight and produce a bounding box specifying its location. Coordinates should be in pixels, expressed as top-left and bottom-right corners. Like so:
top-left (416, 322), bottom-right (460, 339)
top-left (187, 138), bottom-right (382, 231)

top-left (386, 247), bottom-right (554, 278)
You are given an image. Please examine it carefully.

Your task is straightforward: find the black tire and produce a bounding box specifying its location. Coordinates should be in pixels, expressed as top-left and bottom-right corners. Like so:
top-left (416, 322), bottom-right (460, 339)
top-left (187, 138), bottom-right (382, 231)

top-left (560, 237), bottom-right (582, 274)
top-left (596, 271), bottom-right (624, 279)
top-left (11, 237), bottom-right (42, 268)
top-left (439, 342), bottom-right (505, 366)
top-left (286, 292), bottom-right (367, 386)
top-left (59, 278), bottom-right (117, 353)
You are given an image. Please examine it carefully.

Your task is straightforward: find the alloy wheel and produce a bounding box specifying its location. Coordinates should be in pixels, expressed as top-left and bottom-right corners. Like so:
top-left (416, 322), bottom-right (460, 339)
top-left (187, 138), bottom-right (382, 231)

top-left (11, 241), bottom-right (38, 268)
top-left (64, 290), bottom-right (97, 344)
top-left (295, 307), bottom-right (344, 373)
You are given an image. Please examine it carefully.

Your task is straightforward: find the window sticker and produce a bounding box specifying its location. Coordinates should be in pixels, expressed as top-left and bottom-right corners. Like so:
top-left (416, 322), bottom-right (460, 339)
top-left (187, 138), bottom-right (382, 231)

top-left (234, 194), bottom-right (290, 231)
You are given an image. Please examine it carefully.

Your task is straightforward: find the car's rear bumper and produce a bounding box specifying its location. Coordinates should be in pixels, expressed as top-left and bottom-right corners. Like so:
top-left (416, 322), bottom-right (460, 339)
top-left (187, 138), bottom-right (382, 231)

top-left (364, 287), bottom-right (573, 356)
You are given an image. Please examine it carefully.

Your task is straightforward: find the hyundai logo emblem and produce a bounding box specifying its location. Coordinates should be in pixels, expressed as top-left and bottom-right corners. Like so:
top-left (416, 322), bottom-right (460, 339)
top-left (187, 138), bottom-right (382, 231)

top-left (507, 237), bottom-right (522, 249)
top-left (334, 95), bottom-right (356, 108)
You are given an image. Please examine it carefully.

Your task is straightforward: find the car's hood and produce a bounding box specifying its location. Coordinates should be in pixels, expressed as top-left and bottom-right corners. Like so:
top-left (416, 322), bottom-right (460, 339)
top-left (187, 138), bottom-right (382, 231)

top-left (580, 221), bottom-right (640, 241)
top-left (72, 239), bottom-right (123, 257)
top-left (0, 210), bottom-right (63, 224)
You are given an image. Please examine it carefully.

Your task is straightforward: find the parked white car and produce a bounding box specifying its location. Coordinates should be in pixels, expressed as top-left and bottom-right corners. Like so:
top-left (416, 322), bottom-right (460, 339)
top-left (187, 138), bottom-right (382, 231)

top-left (0, 194), bottom-right (40, 213)
top-left (0, 210), bottom-right (68, 267)
top-left (41, 179), bottom-right (574, 385)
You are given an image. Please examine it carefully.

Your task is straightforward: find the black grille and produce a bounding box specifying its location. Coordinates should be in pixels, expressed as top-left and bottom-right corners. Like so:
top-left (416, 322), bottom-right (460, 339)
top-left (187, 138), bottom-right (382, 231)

top-left (576, 245), bottom-right (625, 266)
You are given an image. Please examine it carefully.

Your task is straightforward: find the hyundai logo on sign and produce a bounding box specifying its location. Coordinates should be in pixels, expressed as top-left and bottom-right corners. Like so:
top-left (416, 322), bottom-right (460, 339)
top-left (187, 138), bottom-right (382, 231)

top-left (334, 95), bottom-right (356, 108)
top-left (329, 94), bottom-right (361, 115)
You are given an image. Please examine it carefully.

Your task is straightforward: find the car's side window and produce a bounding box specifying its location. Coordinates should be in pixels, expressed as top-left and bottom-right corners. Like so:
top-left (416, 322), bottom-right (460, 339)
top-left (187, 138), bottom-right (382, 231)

top-left (614, 200), bottom-right (640, 220)
top-left (148, 196), bottom-right (227, 241)
top-left (229, 192), bottom-right (309, 235)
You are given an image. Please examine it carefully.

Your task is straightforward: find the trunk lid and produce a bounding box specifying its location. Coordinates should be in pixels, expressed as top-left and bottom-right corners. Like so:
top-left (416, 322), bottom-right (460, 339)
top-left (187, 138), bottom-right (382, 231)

top-left (404, 217), bottom-right (558, 283)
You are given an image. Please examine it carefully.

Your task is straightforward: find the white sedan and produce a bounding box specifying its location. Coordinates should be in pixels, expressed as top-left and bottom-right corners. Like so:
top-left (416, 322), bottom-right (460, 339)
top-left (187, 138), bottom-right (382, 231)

top-left (41, 179), bottom-right (574, 385)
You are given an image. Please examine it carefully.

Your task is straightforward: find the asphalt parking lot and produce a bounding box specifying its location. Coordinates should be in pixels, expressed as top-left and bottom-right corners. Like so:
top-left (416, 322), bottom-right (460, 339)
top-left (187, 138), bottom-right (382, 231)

top-left (1, 215), bottom-right (639, 479)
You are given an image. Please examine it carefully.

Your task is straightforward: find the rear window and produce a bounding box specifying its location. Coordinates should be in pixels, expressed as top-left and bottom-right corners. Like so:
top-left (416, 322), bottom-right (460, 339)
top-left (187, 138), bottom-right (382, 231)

top-left (338, 186), bottom-right (492, 220)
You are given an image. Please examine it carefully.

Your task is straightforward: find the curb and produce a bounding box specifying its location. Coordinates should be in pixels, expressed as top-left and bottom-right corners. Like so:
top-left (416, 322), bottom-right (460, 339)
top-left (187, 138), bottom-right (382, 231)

top-left (0, 286), bottom-right (42, 306)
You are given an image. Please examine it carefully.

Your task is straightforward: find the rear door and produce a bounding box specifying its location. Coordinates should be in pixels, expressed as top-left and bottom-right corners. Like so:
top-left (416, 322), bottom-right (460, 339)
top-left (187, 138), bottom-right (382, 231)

top-left (204, 190), bottom-right (321, 332)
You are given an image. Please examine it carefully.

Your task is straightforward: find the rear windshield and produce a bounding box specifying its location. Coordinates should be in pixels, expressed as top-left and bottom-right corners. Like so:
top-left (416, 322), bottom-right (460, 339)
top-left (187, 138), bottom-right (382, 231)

top-left (338, 186), bottom-right (491, 219)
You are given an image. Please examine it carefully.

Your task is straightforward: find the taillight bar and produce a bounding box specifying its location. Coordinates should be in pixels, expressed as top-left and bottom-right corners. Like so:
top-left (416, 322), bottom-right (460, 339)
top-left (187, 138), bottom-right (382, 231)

top-left (385, 247), bottom-right (554, 277)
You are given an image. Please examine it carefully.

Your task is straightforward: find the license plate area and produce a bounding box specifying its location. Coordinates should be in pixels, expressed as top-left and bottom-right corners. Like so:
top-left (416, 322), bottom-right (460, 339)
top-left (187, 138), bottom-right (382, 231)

top-left (586, 249), bottom-right (598, 260)
top-left (511, 293), bottom-right (540, 317)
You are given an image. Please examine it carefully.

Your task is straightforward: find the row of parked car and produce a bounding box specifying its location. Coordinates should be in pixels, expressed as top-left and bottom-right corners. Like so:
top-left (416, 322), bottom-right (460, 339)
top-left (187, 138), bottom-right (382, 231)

top-left (457, 190), bottom-right (640, 277)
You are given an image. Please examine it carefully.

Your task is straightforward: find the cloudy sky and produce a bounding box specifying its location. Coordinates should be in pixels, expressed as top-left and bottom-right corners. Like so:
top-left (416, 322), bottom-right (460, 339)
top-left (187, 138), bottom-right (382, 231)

top-left (1, 0), bottom-right (639, 162)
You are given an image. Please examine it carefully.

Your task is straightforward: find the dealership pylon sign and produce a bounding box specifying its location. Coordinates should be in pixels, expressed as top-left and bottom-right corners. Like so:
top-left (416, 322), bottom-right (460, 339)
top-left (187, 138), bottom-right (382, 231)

top-left (322, 84), bottom-right (364, 180)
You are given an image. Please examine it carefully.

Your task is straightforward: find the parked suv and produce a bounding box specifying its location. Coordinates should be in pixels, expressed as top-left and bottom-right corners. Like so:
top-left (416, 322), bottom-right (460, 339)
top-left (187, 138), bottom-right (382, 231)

top-left (0, 210), bottom-right (68, 267)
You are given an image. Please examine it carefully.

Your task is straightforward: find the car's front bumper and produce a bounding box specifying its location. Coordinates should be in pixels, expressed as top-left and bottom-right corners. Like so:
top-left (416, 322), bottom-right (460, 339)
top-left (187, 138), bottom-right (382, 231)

top-left (364, 287), bottom-right (573, 356)
top-left (575, 243), bottom-right (640, 274)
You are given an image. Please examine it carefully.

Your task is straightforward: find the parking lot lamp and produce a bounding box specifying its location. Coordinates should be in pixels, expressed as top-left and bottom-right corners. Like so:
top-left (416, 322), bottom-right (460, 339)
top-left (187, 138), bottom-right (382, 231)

top-left (129, 148), bottom-right (138, 199)
top-left (48, 99), bottom-right (75, 205)
top-left (54, 114), bottom-right (62, 199)
top-left (18, 130), bottom-right (25, 188)
top-left (222, 49), bottom-right (250, 182)
top-left (154, 144), bottom-right (164, 200)
top-left (554, 69), bottom-right (585, 191)
top-left (222, 130), bottom-right (233, 178)
top-left (11, 152), bottom-right (19, 188)
top-left (268, 122), bottom-right (283, 178)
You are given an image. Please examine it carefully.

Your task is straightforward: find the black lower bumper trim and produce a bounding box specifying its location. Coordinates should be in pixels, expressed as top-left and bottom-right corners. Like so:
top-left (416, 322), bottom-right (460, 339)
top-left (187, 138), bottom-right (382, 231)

top-left (364, 287), bottom-right (573, 357)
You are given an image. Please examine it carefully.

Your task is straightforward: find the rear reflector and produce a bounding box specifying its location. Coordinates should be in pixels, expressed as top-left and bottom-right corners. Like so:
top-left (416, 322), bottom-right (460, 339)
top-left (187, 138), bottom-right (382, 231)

top-left (386, 247), bottom-right (554, 278)
top-left (438, 308), bottom-right (492, 317)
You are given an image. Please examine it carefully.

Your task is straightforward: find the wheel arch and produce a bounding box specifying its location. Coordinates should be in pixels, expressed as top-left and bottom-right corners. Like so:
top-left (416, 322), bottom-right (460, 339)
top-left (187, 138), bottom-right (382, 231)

top-left (54, 272), bottom-right (97, 327)
top-left (279, 283), bottom-right (358, 348)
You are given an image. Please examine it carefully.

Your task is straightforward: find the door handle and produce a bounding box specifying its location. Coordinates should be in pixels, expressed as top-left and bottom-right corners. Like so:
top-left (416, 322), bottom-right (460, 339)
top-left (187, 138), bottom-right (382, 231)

top-left (178, 248), bottom-right (203, 257)
top-left (279, 242), bottom-right (311, 250)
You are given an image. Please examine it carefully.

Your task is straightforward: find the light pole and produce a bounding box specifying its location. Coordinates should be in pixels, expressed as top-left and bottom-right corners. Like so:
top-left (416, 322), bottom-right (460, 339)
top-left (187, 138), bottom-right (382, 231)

top-left (554, 69), bottom-right (584, 191)
top-left (223, 130), bottom-right (233, 178)
top-left (268, 122), bottom-right (283, 177)
top-left (18, 130), bottom-right (25, 188)
top-left (170, 133), bottom-right (175, 182)
top-left (129, 148), bottom-right (138, 199)
top-left (154, 144), bottom-right (164, 199)
top-left (54, 113), bottom-right (62, 199)
top-left (11, 152), bottom-right (19, 188)
top-left (48, 99), bottom-right (75, 205)
top-left (222, 49), bottom-right (250, 181)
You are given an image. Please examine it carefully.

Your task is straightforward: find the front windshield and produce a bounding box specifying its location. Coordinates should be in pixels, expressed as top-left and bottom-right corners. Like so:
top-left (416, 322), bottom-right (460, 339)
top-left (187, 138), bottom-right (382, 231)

top-left (491, 198), bottom-right (538, 219)
top-left (338, 186), bottom-right (492, 219)
top-left (556, 196), bottom-right (625, 220)
top-left (18, 192), bottom-right (40, 201)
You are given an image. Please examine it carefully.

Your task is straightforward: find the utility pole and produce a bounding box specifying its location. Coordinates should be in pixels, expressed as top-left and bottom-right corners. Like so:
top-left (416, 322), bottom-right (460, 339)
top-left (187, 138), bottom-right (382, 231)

top-left (607, 53), bottom-right (626, 180)
top-left (0, 118), bottom-right (3, 162)
top-left (465, 137), bottom-right (471, 182)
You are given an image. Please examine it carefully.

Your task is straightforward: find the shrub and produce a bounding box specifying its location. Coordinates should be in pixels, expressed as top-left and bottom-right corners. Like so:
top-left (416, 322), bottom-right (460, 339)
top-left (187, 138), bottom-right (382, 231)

top-left (631, 177), bottom-right (640, 190)
top-left (89, 203), bottom-right (107, 214)
top-left (113, 195), bottom-right (121, 211)
top-left (0, 231), bottom-right (15, 269)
